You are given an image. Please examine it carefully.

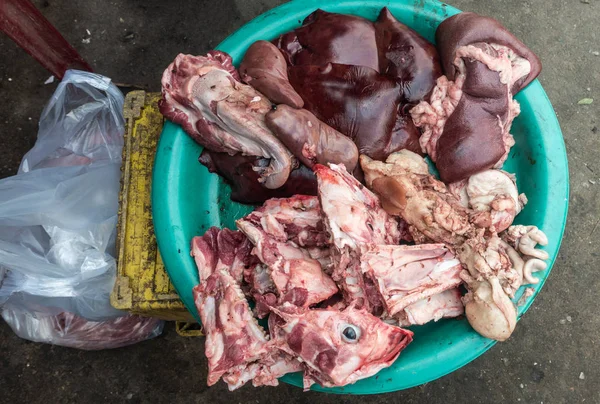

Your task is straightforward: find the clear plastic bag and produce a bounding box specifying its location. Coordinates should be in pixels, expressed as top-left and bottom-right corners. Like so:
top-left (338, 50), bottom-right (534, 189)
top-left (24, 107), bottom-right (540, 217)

top-left (0, 70), bottom-right (164, 349)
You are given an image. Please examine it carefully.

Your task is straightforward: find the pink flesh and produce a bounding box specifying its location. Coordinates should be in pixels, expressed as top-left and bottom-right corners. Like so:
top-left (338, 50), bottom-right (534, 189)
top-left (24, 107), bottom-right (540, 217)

top-left (249, 195), bottom-right (329, 248)
top-left (314, 164), bottom-right (400, 313)
top-left (159, 53), bottom-right (292, 189)
top-left (269, 303), bottom-right (413, 387)
top-left (191, 228), bottom-right (306, 389)
top-left (237, 196), bottom-right (338, 308)
top-left (396, 288), bottom-right (464, 326)
top-left (193, 276), bottom-right (269, 387)
top-left (360, 244), bottom-right (463, 317)
top-left (315, 164), bottom-right (400, 249)
top-left (191, 227), bottom-right (253, 283)
top-left (222, 351), bottom-right (303, 390)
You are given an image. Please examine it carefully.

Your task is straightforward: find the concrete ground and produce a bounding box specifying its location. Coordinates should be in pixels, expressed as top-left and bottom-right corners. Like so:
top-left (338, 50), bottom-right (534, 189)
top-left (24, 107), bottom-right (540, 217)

top-left (1, 0), bottom-right (598, 402)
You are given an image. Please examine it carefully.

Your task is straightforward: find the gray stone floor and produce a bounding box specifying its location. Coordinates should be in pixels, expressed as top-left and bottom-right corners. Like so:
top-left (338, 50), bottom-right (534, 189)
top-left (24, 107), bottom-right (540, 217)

top-left (1, 0), bottom-right (598, 403)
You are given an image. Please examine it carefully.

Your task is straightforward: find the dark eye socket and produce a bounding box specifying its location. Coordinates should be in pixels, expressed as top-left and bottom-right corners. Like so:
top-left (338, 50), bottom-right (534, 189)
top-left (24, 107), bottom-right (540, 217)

top-left (343, 327), bottom-right (356, 340)
top-left (341, 325), bottom-right (361, 343)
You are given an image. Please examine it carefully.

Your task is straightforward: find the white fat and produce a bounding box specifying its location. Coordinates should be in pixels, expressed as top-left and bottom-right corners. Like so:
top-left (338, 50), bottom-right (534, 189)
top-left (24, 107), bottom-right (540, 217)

top-left (467, 170), bottom-right (519, 212)
top-left (455, 43), bottom-right (531, 89)
top-left (433, 258), bottom-right (461, 274)
top-left (329, 356), bottom-right (361, 385)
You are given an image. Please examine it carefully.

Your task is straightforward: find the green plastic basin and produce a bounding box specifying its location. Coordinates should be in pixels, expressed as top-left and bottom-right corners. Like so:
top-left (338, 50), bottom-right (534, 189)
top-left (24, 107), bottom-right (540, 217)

top-left (151, 0), bottom-right (569, 394)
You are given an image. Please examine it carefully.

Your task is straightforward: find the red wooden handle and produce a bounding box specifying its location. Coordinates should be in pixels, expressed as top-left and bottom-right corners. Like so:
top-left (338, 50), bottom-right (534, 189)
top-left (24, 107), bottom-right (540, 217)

top-left (0, 0), bottom-right (93, 79)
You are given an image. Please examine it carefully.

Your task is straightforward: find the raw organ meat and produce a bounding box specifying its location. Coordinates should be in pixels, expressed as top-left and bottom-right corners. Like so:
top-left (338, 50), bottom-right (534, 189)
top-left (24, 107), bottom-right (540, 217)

top-left (275, 8), bottom-right (442, 103)
top-left (266, 105), bottom-right (359, 172)
top-left (239, 40), bottom-right (304, 108)
top-left (198, 150), bottom-right (318, 205)
top-left (460, 169), bottom-right (527, 232)
top-left (274, 9), bottom-right (380, 70)
top-left (411, 13), bottom-right (542, 183)
top-left (288, 63), bottom-right (422, 160)
top-left (362, 153), bottom-right (474, 247)
top-left (374, 7), bottom-right (442, 103)
top-left (159, 52), bottom-right (293, 189)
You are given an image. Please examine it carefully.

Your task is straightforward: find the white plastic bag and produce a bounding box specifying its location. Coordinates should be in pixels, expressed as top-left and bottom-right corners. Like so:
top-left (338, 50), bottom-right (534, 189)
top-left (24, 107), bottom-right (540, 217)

top-left (0, 70), bottom-right (163, 349)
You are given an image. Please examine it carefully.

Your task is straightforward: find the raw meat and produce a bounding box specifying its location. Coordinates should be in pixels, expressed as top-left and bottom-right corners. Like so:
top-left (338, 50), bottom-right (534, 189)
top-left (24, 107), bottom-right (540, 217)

top-left (244, 195), bottom-right (329, 248)
top-left (275, 8), bottom-right (442, 103)
top-left (192, 268), bottom-right (270, 387)
top-left (396, 288), bottom-right (464, 327)
top-left (222, 351), bottom-right (303, 390)
top-left (268, 303), bottom-right (413, 389)
top-left (159, 52), bottom-right (293, 189)
top-left (274, 9), bottom-right (379, 70)
top-left (190, 227), bottom-right (253, 284)
top-left (374, 7), bottom-right (442, 103)
top-left (360, 244), bottom-right (462, 317)
top-left (462, 169), bottom-right (527, 232)
top-left (191, 229), bottom-right (302, 389)
top-left (236, 196), bottom-right (336, 311)
top-left (239, 40), bottom-right (304, 108)
top-left (364, 163), bottom-right (473, 247)
top-left (457, 232), bottom-right (524, 341)
top-left (236, 217), bottom-right (338, 308)
top-left (502, 225), bottom-right (549, 285)
top-left (288, 63), bottom-right (422, 161)
top-left (314, 164), bottom-right (401, 249)
top-left (436, 13), bottom-right (542, 93)
top-left (266, 105), bottom-right (359, 172)
top-left (314, 163), bottom-right (400, 315)
top-left (360, 151), bottom-right (429, 188)
top-left (410, 13), bottom-right (542, 183)
top-left (1, 309), bottom-right (163, 351)
top-left (198, 150), bottom-right (318, 205)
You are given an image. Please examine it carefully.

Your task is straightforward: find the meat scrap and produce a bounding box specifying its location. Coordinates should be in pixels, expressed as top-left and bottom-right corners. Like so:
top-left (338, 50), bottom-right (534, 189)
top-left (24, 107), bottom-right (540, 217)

top-left (192, 253), bottom-right (270, 387)
top-left (198, 150), bottom-right (318, 205)
top-left (236, 195), bottom-right (337, 313)
top-left (190, 227), bottom-right (253, 283)
top-left (159, 52), bottom-right (293, 189)
top-left (314, 163), bottom-right (400, 314)
top-left (410, 12), bottom-right (542, 183)
top-left (360, 244), bottom-right (463, 319)
top-left (361, 151), bottom-right (550, 341)
top-left (236, 217), bottom-right (338, 309)
top-left (396, 288), bottom-right (465, 327)
top-left (244, 195), bottom-right (329, 248)
top-left (457, 169), bottom-right (527, 233)
top-left (501, 225), bottom-right (549, 285)
top-left (268, 303), bottom-right (413, 390)
top-left (191, 228), bottom-right (303, 389)
top-left (362, 152), bottom-right (474, 248)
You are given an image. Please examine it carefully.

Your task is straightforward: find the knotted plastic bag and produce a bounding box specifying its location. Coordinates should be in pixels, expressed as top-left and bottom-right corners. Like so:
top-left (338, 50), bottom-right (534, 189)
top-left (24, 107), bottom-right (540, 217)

top-left (0, 70), bottom-right (163, 349)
